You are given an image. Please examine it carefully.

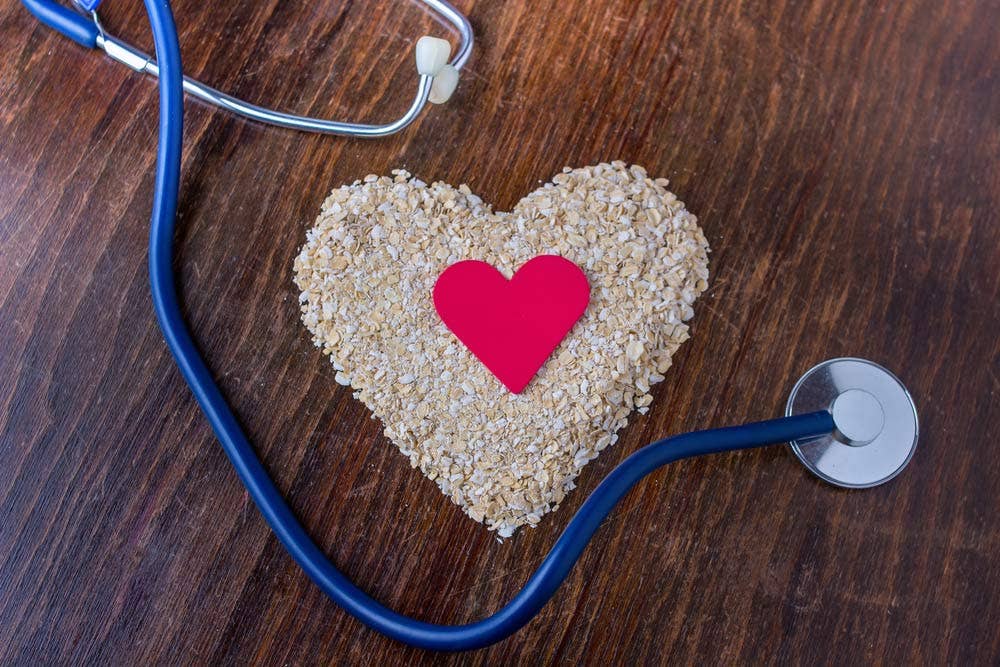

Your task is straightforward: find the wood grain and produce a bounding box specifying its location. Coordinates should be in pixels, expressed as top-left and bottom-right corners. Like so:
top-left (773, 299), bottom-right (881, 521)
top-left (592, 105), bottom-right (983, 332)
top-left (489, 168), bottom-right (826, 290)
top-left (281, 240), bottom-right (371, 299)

top-left (2, 0), bottom-right (999, 663)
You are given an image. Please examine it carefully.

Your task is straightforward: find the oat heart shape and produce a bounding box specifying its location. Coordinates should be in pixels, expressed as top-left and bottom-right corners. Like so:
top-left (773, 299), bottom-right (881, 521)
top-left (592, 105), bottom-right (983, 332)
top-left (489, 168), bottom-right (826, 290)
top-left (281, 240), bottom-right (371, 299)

top-left (293, 163), bottom-right (710, 537)
top-left (433, 256), bottom-right (590, 394)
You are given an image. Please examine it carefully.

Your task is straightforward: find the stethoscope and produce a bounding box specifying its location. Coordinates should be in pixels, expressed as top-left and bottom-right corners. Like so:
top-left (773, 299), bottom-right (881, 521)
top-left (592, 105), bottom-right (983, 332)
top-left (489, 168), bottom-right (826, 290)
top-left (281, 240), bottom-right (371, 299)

top-left (21, 0), bottom-right (920, 651)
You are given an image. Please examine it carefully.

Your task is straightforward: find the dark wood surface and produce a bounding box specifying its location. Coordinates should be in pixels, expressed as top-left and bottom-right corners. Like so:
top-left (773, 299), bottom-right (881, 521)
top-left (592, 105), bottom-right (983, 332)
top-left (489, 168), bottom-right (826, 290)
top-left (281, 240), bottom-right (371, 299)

top-left (2, 0), bottom-right (999, 663)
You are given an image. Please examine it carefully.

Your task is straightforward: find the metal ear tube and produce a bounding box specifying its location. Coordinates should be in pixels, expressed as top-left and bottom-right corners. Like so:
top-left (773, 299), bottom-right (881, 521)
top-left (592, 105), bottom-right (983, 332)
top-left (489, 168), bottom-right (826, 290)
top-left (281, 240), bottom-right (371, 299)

top-left (61, 0), bottom-right (473, 136)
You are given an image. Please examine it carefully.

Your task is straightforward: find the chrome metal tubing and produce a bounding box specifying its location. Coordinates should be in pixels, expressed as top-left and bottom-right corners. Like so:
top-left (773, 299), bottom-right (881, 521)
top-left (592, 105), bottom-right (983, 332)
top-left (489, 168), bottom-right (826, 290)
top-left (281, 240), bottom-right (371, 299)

top-left (90, 0), bottom-right (472, 137)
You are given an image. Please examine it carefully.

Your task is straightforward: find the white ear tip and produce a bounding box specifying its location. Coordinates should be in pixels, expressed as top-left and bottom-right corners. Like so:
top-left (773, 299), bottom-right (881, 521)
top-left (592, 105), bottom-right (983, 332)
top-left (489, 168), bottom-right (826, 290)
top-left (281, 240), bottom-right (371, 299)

top-left (428, 64), bottom-right (459, 104)
top-left (416, 36), bottom-right (452, 76)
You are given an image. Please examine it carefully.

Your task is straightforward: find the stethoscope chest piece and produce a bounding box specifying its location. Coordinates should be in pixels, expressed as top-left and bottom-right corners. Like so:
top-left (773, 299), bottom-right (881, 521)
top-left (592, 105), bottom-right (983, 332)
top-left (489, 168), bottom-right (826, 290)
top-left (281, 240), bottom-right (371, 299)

top-left (787, 358), bottom-right (919, 488)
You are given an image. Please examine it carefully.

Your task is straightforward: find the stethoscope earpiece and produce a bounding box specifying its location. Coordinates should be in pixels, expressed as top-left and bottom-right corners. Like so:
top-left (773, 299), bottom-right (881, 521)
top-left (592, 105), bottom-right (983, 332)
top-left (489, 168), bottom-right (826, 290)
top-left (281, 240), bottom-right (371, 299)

top-left (787, 358), bottom-right (919, 489)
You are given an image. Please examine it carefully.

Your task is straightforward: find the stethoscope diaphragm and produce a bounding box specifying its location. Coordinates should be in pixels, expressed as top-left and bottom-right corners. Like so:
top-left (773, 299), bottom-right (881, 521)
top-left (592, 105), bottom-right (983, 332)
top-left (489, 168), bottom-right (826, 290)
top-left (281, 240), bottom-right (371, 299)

top-left (787, 357), bottom-right (919, 488)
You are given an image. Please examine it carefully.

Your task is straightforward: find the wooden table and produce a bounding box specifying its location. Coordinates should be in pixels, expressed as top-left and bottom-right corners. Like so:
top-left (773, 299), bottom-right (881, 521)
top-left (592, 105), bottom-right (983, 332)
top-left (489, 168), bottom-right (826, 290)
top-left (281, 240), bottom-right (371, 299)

top-left (2, 0), bottom-right (998, 663)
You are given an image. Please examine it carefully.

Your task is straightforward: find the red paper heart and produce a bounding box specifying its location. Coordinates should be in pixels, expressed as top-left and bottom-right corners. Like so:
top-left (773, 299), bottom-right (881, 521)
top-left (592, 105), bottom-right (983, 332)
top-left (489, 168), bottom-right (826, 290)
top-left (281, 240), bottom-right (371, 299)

top-left (432, 255), bottom-right (590, 393)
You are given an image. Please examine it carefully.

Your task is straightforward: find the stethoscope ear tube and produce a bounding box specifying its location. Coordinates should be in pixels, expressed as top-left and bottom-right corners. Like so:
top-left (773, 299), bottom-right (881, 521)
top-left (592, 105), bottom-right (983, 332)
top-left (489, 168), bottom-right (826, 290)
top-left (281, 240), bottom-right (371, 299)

top-left (23, 0), bottom-right (473, 137)
top-left (20, 0), bottom-right (98, 47)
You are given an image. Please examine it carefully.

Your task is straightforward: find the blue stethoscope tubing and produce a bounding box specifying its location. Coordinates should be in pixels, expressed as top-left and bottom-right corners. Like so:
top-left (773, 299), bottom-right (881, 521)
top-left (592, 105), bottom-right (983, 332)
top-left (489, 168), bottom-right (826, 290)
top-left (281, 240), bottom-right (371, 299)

top-left (24, 0), bottom-right (838, 651)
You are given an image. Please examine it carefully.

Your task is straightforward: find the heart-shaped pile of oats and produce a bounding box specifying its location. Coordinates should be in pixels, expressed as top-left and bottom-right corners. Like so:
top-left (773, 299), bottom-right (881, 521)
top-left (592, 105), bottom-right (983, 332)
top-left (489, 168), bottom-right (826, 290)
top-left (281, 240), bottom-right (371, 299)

top-left (294, 162), bottom-right (709, 537)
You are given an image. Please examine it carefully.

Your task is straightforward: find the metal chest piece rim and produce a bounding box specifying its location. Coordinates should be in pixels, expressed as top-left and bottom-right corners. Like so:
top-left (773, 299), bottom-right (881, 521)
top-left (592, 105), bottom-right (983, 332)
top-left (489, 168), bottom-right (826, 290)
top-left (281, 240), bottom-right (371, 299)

top-left (786, 357), bottom-right (919, 489)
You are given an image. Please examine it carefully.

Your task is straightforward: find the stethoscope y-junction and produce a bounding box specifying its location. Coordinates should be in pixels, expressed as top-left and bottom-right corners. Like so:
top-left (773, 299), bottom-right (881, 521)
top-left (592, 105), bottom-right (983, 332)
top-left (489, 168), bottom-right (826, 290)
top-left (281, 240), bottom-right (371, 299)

top-left (20, 0), bottom-right (919, 651)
